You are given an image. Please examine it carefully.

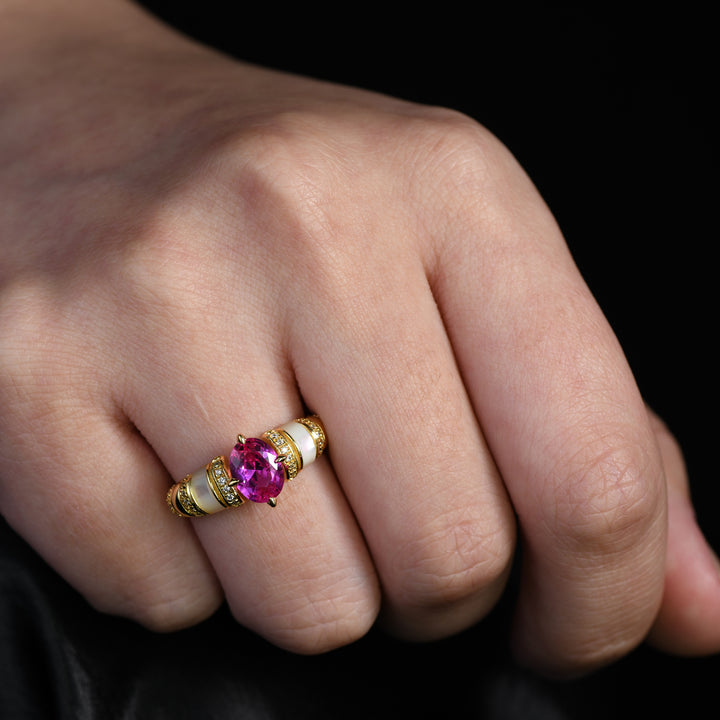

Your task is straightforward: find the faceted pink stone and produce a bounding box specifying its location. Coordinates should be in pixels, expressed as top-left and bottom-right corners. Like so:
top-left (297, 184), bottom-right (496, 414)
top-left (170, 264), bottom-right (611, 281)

top-left (228, 438), bottom-right (284, 503)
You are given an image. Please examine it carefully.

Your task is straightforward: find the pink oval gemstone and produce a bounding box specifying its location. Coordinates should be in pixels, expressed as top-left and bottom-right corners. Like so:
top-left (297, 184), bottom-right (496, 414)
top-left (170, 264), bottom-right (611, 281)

top-left (228, 438), bottom-right (284, 503)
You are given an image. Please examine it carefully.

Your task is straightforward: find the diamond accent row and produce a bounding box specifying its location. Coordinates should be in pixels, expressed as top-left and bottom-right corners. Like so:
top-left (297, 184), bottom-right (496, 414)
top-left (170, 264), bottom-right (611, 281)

top-left (177, 476), bottom-right (206, 516)
top-left (166, 485), bottom-right (185, 517)
top-left (208, 457), bottom-right (244, 508)
top-left (263, 430), bottom-right (300, 479)
top-left (296, 417), bottom-right (327, 455)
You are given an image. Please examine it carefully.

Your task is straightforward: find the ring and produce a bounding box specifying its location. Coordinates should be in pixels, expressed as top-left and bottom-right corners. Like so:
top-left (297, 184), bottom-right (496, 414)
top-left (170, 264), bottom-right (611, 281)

top-left (166, 415), bottom-right (327, 517)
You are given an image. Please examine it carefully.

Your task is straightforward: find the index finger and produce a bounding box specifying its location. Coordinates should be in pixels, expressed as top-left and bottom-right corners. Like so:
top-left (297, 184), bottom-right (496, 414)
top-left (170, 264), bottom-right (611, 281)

top-left (432, 124), bottom-right (667, 674)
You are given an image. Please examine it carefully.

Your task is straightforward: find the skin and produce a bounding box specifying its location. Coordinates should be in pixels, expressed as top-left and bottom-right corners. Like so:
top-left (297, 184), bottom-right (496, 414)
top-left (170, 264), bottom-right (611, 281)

top-left (1, 0), bottom-right (719, 677)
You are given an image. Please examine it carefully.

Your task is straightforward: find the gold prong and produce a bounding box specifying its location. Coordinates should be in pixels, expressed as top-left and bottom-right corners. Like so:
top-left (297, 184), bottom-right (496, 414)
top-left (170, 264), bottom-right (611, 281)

top-left (237, 434), bottom-right (246, 445)
top-left (275, 455), bottom-right (287, 464)
top-left (267, 498), bottom-right (277, 508)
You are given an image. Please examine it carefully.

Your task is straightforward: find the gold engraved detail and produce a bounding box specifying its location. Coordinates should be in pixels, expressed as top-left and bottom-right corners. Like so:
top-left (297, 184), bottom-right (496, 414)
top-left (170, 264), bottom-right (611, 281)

top-left (296, 416), bottom-right (327, 456)
top-left (167, 476), bottom-right (207, 517)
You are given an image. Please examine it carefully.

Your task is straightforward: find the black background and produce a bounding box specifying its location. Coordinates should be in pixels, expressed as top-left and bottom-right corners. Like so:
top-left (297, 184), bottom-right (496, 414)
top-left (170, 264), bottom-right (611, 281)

top-left (1, 4), bottom-right (717, 718)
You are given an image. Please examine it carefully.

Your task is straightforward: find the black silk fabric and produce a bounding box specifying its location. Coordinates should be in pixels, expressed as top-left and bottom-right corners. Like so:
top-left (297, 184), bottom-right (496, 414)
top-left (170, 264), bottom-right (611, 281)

top-left (2, 4), bottom-right (717, 718)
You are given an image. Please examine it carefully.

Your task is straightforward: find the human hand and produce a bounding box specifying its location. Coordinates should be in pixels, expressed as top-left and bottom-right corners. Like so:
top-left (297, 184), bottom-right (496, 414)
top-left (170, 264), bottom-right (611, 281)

top-left (1, 0), bottom-right (719, 677)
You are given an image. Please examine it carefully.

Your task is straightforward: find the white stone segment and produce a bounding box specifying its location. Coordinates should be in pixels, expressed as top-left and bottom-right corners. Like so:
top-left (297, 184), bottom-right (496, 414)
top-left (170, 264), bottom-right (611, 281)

top-left (190, 467), bottom-right (225, 514)
top-left (280, 421), bottom-right (317, 465)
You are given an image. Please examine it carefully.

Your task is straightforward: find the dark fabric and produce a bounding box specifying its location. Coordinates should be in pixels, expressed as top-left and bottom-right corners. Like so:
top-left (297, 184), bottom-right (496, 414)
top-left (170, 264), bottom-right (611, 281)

top-left (2, 515), bottom-right (720, 719)
top-left (2, 4), bottom-right (717, 718)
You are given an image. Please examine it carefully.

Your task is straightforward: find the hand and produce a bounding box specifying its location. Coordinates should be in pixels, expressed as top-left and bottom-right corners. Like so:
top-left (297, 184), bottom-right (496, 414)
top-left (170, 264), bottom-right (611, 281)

top-left (1, 0), bottom-right (718, 676)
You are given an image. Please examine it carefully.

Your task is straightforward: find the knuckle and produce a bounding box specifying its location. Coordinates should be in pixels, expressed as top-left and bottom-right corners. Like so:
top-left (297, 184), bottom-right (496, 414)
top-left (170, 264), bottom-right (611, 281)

top-left (122, 590), bottom-right (218, 634)
top-left (550, 630), bottom-right (647, 674)
top-left (65, 513), bottom-right (224, 634)
top-left (587, 586), bottom-right (665, 668)
top-left (93, 559), bottom-right (222, 634)
top-left (403, 109), bottom-right (517, 199)
top-left (561, 597), bottom-right (660, 671)
top-left (207, 112), bottom-right (367, 286)
top-left (231, 566), bottom-right (380, 655)
top-left (392, 510), bottom-right (513, 611)
top-left (218, 110), bottom-right (349, 216)
top-left (550, 431), bottom-right (665, 556)
top-left (262, 600), bottom-right (377, 656)
top-left (417, 109), bottom-right (497, 174)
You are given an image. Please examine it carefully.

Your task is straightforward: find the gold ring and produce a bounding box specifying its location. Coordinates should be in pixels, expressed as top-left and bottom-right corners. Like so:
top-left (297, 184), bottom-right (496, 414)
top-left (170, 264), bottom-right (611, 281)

top-left (167, 415), bottom-right (327, 517)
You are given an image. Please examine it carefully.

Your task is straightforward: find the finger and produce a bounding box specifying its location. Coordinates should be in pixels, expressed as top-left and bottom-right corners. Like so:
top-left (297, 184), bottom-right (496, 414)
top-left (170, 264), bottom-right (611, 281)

top-left (646, 409), bottom-right (720, 655)
top-left (195, 452), bottom-right (379, 654)
top-left (286, 205), bottom-right (517, 641)
top-left (0, 281), bottom-right (222, 630)
top-left (430, 124), bottom-right (667, 674)
top-left (118, 217), bottom-right (380, 654)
